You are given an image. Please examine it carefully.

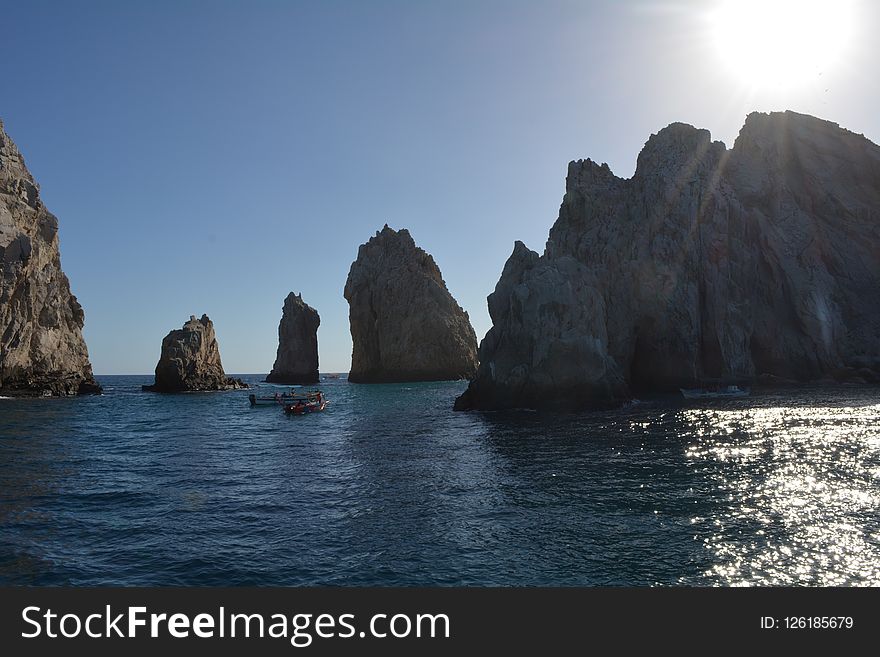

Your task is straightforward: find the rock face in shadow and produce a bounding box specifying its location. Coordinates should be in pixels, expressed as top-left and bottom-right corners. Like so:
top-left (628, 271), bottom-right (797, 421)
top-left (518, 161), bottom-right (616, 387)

top-left (0, 120), bottom-right (101, 397)
top-left (265, 292), bottom-right (320, 384)
top-left (456, 111), bottom-right (880, 410)
top-left (143, 314), bottom-right (246, 392)
top-left (344, 225), bottom-right (478, 383)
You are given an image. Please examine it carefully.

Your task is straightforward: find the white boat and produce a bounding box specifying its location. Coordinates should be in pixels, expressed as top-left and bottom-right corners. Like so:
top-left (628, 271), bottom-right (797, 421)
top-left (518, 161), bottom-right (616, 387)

top-left (249, 390), bottom-right (323, 407)
top-left (680, 385), bottom-right (749, 399)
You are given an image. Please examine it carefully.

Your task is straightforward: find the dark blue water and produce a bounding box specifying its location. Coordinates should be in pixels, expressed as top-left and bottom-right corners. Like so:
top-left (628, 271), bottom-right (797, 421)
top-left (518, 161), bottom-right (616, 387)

top-left (1, 376), bottom-right (878, 586)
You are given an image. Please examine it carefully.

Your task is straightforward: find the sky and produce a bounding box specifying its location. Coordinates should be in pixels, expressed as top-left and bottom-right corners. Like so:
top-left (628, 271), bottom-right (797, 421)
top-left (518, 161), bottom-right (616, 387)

top-left (1, 0), bottom-right (878, 374)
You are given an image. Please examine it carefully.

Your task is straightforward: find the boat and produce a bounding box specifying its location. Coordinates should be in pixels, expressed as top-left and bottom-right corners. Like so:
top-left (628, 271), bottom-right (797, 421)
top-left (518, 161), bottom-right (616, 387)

top-left (249, 390), bottom-right (323, 407)
top-left (680, 385), bottom-right (749, 399)
top-left (283, 391), bottom-right (327, 415)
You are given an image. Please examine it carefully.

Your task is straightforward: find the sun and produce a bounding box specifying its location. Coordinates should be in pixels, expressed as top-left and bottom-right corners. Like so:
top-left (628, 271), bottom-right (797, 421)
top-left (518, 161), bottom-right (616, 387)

top-left (711, 0), bottom-right (855, 87)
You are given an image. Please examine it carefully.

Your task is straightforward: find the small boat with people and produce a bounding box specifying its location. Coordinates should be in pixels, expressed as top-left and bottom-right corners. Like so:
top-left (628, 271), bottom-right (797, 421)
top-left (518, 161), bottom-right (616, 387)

top-left (249, 391), bottom-right (304, 407)
top-left (249, 389), bottom-right (326, 407)
top-left (283, 390), bottom-right (327, 415)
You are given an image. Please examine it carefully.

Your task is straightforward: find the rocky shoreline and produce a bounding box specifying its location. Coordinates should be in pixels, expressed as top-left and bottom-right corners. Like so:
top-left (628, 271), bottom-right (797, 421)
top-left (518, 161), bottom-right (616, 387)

top-left (4, 111), bottom-right (880, 406)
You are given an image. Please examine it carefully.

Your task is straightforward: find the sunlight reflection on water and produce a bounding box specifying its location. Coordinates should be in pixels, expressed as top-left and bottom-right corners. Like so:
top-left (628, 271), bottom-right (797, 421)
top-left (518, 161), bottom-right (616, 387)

top-left (2, 379), bottom-right (879, 585)
top-left (682, 403), bottom-right (880, 585)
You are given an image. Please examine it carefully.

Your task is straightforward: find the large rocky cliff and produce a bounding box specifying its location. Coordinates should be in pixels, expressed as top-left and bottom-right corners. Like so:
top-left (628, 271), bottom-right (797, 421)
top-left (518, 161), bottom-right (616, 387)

top-left (456, 111), bottom-right (880, 410)
top-left (265, 292), bottom-right (320, 384)
top-left (0, 120), bottom-right (101, 396)
top-left (344, 225), bottom-right (479, 383)
top-left (143, 314), bottom-right (246, 392)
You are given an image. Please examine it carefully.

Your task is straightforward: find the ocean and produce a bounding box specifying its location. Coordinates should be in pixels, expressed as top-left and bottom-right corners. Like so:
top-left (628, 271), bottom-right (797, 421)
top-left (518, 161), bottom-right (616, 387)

top-left (1, 375), bottom-right (878, 586)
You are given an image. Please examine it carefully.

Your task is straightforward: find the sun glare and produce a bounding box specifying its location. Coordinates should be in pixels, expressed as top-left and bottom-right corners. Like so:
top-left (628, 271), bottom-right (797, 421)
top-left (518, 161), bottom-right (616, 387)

top-left (711, 0), bottom-right (855, 88)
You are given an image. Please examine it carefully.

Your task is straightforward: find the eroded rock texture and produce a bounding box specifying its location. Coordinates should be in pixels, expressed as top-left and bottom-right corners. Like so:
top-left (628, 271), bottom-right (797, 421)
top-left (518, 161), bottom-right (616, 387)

top-left (456, 111), bottom-right (880, 410)
top-left (344, 225), bottom-right (478, 383)
top-left (0, 120), bottom-right (101, 396)
top-left (143, 314), bottom-right (246, 392)
top-left (265, 292), bottom-right (320, 384)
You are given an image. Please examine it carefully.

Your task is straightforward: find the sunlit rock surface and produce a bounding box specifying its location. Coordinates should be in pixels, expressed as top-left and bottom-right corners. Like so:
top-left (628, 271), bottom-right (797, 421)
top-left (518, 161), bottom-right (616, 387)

top-left (0, 120), bottom-right (101, 396)
top-left (144, 314), bottom-right (246, 392)
top-left (456, 111), bottom-right (880, 410)
top-left (265, 292), bottom-right (320, 384)
top-left (345, 225), bottom-right (478, 383)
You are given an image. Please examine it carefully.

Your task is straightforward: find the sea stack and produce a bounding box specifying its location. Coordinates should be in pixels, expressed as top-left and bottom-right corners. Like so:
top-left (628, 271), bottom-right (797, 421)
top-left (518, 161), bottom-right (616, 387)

top-left (143, 314), bottom-right (246, 392)
top-left (344, 225), bottom-right (478, 383)
top-left (265, 292), bottom-right (320, 384)
top-left (0, 120), bottom-right (101, 396)
top-left (456, 111), bottom-right (880, 411)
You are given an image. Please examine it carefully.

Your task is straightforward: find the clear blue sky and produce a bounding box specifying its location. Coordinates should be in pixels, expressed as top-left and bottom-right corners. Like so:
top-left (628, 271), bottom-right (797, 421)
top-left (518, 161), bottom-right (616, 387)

top-left (2, 0), bottom-right (877, 374)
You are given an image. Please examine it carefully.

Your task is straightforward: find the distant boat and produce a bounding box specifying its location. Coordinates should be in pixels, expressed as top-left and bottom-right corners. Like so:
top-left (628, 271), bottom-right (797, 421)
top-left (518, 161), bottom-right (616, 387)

top-left (249, 390), bottom-right (322, 407)
top-left (680, 385), bottom-right (749, 399)
top-left (284, 391), bottom-right (327, 415)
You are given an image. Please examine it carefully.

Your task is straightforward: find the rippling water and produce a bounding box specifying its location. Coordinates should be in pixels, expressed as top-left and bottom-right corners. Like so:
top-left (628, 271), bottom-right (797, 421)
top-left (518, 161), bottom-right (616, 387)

top-left (1, 376), bottom-right (877, 586)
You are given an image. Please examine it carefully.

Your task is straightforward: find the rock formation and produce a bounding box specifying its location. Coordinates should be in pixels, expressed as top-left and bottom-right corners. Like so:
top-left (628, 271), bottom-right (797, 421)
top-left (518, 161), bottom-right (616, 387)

top-left (456, 111), bottom-right (880, 410)
top-left (0, 120), bottom-right (101, 396)
top-left (265, 292), bottom-right (320, 384)
top-left (344, 225), bottom-right (479, 382)
top-left (143, 314), bottom-right (246, 392)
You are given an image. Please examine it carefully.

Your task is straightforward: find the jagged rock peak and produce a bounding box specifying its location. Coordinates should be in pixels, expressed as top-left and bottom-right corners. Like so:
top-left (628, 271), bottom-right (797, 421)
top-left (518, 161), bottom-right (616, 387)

top-left (265, 292), bottom-right (320, 384)
top-left (738, 110), bottom-right (848, 142)
top-left (344, 225), bottom-right (478, 383)
top-left (634, 122), bottom-right (726, 179)
top-left (0, 120), bottom-right (101, 396)
top-left (143, 313), bottom-right (246, 392)
top-left (457, 111), bottom-right (880, 411)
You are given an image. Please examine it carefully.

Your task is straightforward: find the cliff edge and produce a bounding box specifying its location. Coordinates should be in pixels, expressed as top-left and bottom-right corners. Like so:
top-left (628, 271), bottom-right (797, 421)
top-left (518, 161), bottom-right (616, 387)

top-left (0, 120), bottom-right (101, 396)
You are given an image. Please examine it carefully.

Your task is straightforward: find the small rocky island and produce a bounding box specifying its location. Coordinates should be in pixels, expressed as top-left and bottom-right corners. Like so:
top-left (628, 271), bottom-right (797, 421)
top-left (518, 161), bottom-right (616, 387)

top-left (344, 225), bottom-right (478, 383)
top-left (265, 292), bottom-right (320, 384)
top-left (143, 314), bottom-right (246, 392)
top-left (0, 120), bottom-right (101, 396)
top-left (456, 111), bottom-right (880, 411)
